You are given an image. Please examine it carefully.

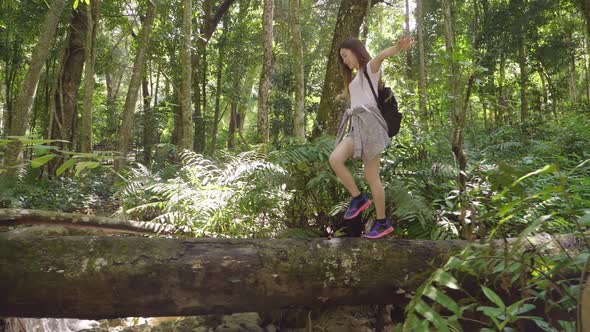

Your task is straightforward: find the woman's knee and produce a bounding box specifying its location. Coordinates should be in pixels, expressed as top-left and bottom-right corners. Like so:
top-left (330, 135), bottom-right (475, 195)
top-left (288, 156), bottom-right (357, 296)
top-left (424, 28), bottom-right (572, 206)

top-left (329, 152), bottom-right (343, 169)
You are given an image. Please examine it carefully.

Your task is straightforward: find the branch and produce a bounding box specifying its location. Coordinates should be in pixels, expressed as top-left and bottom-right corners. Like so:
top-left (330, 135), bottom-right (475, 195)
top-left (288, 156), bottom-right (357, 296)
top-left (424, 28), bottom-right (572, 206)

top-left (0, 209), bottom-right (183, 235)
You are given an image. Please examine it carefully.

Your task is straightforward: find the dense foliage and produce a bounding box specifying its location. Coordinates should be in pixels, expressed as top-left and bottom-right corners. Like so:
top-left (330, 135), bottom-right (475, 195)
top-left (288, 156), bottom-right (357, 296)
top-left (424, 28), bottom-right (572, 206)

top-left (1, 0), bottom-right (589, 329)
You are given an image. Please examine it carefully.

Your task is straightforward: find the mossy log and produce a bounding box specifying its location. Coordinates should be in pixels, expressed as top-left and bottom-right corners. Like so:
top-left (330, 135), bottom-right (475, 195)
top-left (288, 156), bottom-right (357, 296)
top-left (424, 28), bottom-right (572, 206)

top-left (0, 232), bottom-right (585, 319)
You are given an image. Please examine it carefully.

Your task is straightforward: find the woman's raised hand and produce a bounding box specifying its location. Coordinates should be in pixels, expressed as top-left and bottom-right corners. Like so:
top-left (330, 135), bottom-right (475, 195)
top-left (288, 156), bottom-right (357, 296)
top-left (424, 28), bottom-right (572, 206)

top-left (396, 36), bottom-right (414, 52)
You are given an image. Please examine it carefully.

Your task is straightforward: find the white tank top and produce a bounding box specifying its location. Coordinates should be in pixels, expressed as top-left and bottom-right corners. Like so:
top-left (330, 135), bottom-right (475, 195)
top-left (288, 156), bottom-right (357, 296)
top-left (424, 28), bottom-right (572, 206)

top-left (349, 59), bottom-right (381, 109)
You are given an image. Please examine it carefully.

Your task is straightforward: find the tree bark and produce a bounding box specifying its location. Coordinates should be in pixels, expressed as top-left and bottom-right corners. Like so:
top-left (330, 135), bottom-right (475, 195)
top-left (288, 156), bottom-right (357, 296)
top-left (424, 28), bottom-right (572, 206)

top-left (442, 0), bottom-right (471, 240)
top-left (114, 2), bottom-right (156, 172)
top-left (179, 0), bottom-right (193, 151)
top-left (211, 37), bottom-right (224, 156)
top-left (257, 0), bottom-right (274, 145)
top-left (2, 0), bottom-right (67, 182)
top-left (52, 5), bottom-right (88, 150)
top-left (290, 0), bottom-right (305, 139)
top-left (192, 0), bottom-right (238, 153)
top-left (141, 74), bottom-right (156, 164)
top-left (313, 0), bottom-right (370, 137)
top-left (80, 0), bottom-right (101, 153)
top-left (416, 0), bottom-right (428, 126)
top-left (0, 232), bottom-right (585, 319)
top-left (579, 0), bottom-right (590, 36)
top-left (586, 35), bottom-right (590, 104)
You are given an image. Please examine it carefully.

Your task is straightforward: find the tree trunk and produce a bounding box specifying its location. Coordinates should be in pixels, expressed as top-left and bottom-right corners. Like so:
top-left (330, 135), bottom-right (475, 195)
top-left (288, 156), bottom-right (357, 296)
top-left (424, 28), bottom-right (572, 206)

top-left (179, 0), bottom-right (193, 151)
top-left (211, 38), bottom-right (224, 156)
top-left (257, 0), bottom-right (274, 145)
top-left (2, 0), bottom-right (68, 183)
top-left (141, 75), bottom-right (156, 164)
top-left (497, 53), bottom-right (507, 125)
top-left (442, 0), bottom-right (471, 240)
top-left (579, 0), bottom-right (590, 36)
top-left (313, 0), bottom-right (370, 137)
top-left (192, 0), bottom-right (238, 153)
top-left (0, 232), bottom-right (584, 319)
top-left (569, 36), bottom-right (578, 105)
top-left (404, 0), bottom-right (413, 87)
top-left (227, 78), bottom-right (239, 150)
top-left (80, 0), bottom-right (102, 153)
top-left (416, 0), bottom-right (428, 126)
top-left (52, 5), bottom-right (88, 150)
top-left (586, 35), bottom-right (590, 104)
top-left (512, 0), bottom-right (528, 123)
top-left (114, 2), bottom-right (156, 172)
top-left (290, 0), bottom-right (305, 139)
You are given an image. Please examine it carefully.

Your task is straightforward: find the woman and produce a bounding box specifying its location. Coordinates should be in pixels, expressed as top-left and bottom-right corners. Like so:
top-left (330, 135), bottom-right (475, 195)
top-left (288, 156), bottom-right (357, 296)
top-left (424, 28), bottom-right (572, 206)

top-left (329, 36), bottom-right (413, 239)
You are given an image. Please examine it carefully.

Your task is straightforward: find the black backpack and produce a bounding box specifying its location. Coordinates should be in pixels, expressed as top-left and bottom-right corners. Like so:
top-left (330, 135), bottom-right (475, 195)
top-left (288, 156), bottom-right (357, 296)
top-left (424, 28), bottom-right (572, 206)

top-left (363, 65), bottom-right (402, 137)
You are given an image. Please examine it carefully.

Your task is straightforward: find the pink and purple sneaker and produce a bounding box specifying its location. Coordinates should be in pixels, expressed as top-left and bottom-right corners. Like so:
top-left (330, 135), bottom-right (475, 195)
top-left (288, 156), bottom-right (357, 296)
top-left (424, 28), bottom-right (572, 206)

top-left (362, 218), bottom-right (394, 239)
top-left (343, 193), bottom-right (372, 220)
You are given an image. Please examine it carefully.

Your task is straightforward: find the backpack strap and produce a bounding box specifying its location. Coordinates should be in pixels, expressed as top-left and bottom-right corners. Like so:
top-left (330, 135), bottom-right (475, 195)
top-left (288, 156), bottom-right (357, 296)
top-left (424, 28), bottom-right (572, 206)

top-left (363, 64), bottom-right (381, 108)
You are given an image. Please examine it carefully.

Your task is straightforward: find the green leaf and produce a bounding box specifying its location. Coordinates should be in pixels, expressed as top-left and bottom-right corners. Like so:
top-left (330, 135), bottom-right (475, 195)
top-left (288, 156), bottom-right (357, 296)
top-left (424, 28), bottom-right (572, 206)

top-left (532, 318), bottom-right (559, 332)
top-left (31, 154), bottom-right (56, 168)
top-left (508, 303), bottom-right (535, 316)
top-left (33, 145), bottom-right (54, 156)
top-left (56, 158), bottom-right (77, 177)
top-left (73, 0), bottom-right (79, 9)
top-left (75, 161), bottom-right (100, 176)
top-left (432, 269), bottom-right (459, 290)
top-left (423, 285), bottom-right (461, 315)
top-left (512, 164), bottom-right (558, 187)
top-left (575, 253), bottom-right (590, 267)
top-left (477, 306), bottom-right (504, 318)
top-left (481, 286), bottom-right (505, 309)
top-left (414, 299), bottom-right (449, 332)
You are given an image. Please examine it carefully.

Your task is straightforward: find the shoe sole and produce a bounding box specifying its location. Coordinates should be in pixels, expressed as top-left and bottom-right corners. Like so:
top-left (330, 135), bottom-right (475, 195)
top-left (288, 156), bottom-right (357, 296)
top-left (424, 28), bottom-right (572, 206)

top-left (361, 226), bottom-right (394, 239)
top-left (343, 200), bottom-right (372, 220)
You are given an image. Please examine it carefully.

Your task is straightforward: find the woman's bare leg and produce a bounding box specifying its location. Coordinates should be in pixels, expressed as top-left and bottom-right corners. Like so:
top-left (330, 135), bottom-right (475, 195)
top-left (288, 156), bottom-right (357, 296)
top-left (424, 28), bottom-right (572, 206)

top-left (329, 137), bottom-right (360, 197)
top-left (364, 153), bottom-right (385, 219)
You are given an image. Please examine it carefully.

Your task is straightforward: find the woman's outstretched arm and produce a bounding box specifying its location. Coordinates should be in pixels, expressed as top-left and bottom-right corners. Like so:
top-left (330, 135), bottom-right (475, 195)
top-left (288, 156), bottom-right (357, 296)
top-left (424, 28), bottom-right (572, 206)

top-left (370, 36), bottom-right (414, 73)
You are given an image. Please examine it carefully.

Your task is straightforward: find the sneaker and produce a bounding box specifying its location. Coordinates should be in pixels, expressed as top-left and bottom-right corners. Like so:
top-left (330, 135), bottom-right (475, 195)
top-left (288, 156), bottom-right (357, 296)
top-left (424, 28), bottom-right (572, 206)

top-left (362, 218), bottom-right (394, 239)
top-left (343, 193), bottom-right (372, 220)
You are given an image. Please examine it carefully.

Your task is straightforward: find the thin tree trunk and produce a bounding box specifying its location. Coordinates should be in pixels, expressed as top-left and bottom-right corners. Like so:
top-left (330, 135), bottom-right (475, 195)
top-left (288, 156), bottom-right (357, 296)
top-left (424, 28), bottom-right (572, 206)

top-left (114, 2), bottom-right (156, 172)
top-left (179, 0), bottom-right (193, 151)
top-left (416, 0), bottom-right (427, 126)
top-left (192, 0), bottom-right (238, 152)
top-left (578, 0), bottom-right (590, 36)
top-left (442, 0), bottom-right (471, 240)
top-left (2, 0), bottom-right (67, 183)
top-left (257, 0), bottom-right (274, 145)
top-left (290, 0), bottom-right (305, 139)
top-left (404, 0), bottom-right (413, 87)
top-left (141, 75), bottom-right (155, 165)
top-left (497, 53), bottom-right (507, 125)
top-left (314, 0), bottom-right (371, 137)
top-left (80, 0), bottom-right (101, 153)
top-left (586, 34), bottom-right (590, 104)
top-left (228, 103), bottom-right (237, 150)
top-left (569, 38), bottom-right (578, 104)
top-left (51, 6), bottom-right (88, 149)
top-left (211, 38), bottom-right (224, 156)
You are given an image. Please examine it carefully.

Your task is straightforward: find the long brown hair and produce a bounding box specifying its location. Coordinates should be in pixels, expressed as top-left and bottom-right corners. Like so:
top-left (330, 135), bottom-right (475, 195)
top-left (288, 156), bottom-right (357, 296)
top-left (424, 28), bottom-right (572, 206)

top-left (338, 38), bottom-right (372, 99)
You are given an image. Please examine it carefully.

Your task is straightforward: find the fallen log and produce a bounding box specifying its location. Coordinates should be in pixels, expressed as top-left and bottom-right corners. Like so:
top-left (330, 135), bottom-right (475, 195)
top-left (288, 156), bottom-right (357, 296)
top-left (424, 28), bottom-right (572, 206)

top-left (0, 232), bottom-right (585, 319)
top-left (0, 208), bottom-right (181, 235)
